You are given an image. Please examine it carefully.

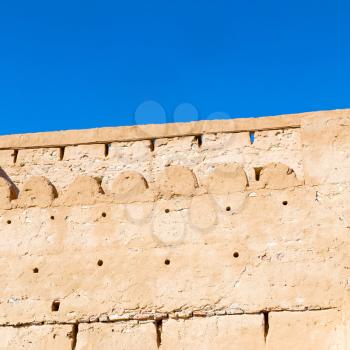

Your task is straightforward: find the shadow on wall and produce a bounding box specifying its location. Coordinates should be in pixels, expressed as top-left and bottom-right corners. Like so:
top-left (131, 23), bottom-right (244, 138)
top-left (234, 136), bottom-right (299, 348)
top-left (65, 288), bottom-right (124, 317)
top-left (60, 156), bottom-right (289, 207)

top-left (0, 167), bottom-right (19, 196)
top-left (0, 162), bottom-right (301, 210)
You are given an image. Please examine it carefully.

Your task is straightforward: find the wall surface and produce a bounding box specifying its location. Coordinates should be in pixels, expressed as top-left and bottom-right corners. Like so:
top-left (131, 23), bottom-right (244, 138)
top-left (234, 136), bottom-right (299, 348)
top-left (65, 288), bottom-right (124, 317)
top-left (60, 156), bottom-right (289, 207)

top-left (0, 109), bottom-right (350, 349)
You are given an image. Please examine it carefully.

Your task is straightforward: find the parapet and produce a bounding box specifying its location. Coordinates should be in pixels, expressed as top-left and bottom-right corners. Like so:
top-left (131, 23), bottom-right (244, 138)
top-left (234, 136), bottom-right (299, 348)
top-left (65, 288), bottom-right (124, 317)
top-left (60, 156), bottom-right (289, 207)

top-left (0, 109), bottom-right (350, 349)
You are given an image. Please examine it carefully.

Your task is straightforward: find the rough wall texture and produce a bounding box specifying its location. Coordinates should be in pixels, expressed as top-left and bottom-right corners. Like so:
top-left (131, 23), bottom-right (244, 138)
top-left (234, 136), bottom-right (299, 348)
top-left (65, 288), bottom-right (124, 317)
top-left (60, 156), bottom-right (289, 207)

top-left (0, 109), bottom-right (350, 349)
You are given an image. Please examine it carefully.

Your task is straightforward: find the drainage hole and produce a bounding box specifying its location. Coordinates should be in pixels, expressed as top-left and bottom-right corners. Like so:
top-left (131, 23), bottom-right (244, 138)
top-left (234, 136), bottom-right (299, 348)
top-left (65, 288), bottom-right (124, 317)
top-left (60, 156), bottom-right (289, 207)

top-left (164, 259), bottom-right (170, 265)
top-left (97, 259), bottom-right (103, 267)
top-left (233, 252), bottom-right (239, 258)
top-left (226, 206), bottom-right (231, 212)
top-left (102, 212), bottom-right (107, 218)
top-left (33, 267), bottom-right (39, 273)
top-left (282, 201), bottom-right (288, 206)
top-left (51, 300), bottom-right (60, 312)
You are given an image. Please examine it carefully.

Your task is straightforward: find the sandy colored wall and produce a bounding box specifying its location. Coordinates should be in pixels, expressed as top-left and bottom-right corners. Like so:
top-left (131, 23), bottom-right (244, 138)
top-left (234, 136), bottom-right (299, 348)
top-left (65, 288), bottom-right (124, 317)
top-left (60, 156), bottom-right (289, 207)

top-left (0, 109), bottom-right (350, 349)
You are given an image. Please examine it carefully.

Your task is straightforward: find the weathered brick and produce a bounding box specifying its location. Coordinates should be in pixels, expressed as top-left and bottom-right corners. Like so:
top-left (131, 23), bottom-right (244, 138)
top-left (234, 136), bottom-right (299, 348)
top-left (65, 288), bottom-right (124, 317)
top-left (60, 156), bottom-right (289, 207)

top-left (161, 315), bottom-right (265, 350)
top-left (0, 325), bottom-right (73, 350)
top-left (76, 322), bottom-right (157, 350)
top-left (267, 310), bottom-right (346, 349)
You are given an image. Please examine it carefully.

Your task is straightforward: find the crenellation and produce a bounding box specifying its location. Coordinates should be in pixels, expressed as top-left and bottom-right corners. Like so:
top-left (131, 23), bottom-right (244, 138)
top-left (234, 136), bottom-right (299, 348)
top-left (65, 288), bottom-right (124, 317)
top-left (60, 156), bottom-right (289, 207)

top-left (16, 147), bottom-right (61, 165)
top-left (205, 163), bottom-right (248, 194)
top-left (108, 140), bottom-right (152, 170)
top-left (64, 144), bottom-right (106, 161)
top-left (60, 176), bottom-right (105, 206)
top-left (0, 127), bottom-right (303, 194)
top-left (0, 149), bottom-right (16, 166)
top-left (153, 136), bottom-right (201, 174)
top-left (17, 176), bottom-right (57, 208)
top-left (111, 171), bottom-right (153, 203)
top-left (0, 162), bottom-right (304, 210)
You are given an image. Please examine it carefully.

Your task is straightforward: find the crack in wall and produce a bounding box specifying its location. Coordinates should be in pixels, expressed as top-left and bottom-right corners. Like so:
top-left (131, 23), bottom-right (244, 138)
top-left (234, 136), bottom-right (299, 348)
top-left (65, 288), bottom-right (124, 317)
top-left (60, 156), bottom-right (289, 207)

top-left (0, 307), bottom-right (338, 350)
top-left (155, 319), bottom-right (162, 348)
top-left (0, 306), bottom-right (337, 328)
top-left (69, 323), bottom-right (78, 350)
top-left (263, 311), bottom-right (269, 342)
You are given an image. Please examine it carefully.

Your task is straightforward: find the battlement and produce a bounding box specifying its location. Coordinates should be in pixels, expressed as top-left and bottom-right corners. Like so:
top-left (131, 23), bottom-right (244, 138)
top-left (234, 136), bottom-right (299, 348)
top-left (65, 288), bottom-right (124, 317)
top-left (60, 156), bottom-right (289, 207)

top-left (0, 109), bottom-right (350, 349)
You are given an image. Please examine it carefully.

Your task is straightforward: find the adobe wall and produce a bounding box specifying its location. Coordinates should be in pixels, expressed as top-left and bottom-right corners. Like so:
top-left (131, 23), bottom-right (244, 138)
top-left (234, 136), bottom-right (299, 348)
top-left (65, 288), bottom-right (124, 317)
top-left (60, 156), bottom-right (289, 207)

top-left (0, 109), bottom-right (350, 349)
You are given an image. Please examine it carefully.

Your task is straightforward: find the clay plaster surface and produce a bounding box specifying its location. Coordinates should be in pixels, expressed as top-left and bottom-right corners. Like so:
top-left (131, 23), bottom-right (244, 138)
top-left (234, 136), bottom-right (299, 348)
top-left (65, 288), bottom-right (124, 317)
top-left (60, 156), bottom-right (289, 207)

top-left (0, 109), bottom-right (350, 349)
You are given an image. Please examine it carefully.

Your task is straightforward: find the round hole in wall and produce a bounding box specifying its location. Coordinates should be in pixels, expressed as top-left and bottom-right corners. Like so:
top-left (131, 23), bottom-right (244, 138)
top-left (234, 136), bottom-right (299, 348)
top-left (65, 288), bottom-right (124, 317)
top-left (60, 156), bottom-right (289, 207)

top-left (165, 209), bottom-right (170, 213)
top-left (33, 267), bottom-right (39, 273)
top-left (164, 259), bottom-right (170, 265)
top-left (282, 201), bottom-right (288, 206)
top-left (226, 206), bottom-right (231, 212)
top-left (50, 215), bottom-right (55, 220)
top-left (97, 259), bottom-right (103, 267)
top-left (6, 220), bottom-right (11, 225)
top-left (233, 252), bottom-right (239, 258)
top-left (102, 212), bottom-right (107, 218)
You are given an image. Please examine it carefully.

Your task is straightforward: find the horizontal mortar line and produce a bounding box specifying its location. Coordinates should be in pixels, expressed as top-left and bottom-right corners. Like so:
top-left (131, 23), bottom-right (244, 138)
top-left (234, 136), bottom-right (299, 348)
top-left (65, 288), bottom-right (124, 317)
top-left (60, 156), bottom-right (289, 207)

top-left (0, 125), bottom-right (301, 151)
top-left (0, 306), bottom-right (338, 328)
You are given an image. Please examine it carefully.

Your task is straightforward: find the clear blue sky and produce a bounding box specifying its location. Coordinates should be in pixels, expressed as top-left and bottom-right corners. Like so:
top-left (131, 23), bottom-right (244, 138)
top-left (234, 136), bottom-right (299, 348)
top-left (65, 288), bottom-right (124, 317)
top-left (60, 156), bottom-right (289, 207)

top-left (1, 1), bottom-right (349, 135)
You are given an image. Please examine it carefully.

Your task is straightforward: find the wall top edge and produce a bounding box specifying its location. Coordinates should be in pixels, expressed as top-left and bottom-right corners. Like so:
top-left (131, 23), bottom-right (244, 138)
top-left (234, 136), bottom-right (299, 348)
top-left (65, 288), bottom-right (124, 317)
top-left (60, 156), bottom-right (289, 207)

top-left (0, 108), bottom-right (349, 150)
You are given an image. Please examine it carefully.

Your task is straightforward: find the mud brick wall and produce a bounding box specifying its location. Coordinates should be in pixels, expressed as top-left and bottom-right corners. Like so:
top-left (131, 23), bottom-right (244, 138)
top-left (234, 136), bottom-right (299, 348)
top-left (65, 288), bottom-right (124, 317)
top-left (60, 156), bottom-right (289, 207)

top-left (0, 109), bottom-right (350, 349)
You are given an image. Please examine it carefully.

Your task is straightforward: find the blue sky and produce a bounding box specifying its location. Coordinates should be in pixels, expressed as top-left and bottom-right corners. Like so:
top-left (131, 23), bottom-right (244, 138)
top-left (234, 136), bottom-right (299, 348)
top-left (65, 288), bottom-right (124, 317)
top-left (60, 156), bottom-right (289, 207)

top-left (0, 1), bottom-right (349, 135)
